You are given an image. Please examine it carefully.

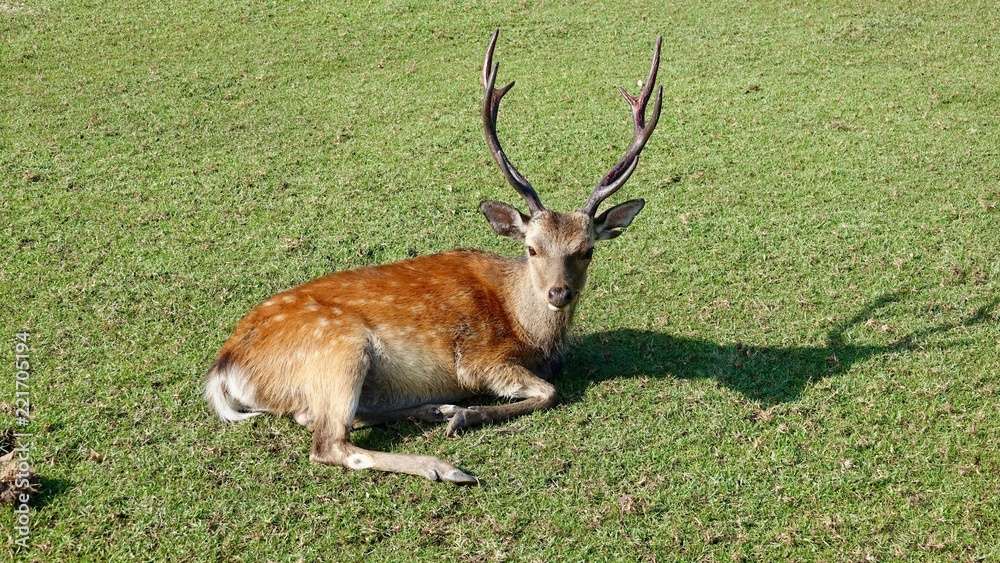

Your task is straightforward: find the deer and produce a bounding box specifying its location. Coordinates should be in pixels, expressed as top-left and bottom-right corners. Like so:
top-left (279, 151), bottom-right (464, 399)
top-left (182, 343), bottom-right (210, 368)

top-left (204, 29), bottom-right (663, 484)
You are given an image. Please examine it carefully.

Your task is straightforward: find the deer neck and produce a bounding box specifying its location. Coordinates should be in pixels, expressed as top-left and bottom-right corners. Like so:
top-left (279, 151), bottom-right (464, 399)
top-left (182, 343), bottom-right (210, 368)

top-left (503, 260), bottom-right (577, 356)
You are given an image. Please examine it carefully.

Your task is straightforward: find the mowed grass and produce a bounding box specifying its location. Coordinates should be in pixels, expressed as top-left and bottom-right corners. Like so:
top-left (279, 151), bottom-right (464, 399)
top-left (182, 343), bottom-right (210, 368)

top-left (2, 0), bottom-right (999, 559)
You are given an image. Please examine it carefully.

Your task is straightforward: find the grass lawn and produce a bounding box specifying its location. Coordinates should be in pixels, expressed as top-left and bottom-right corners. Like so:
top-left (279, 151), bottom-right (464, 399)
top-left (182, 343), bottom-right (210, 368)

top-left (2, 0), bottom-right (999, 559)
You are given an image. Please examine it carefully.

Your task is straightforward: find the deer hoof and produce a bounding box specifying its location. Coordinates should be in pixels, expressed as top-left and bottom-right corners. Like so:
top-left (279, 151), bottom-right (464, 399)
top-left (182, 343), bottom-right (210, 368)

top-left (445, 407), bottom-right (485, 436)
top-left (428, 467), bottom-right (478, 485)
top-left (445, 468), bottom-right (479, 485)
top-left (433, 404), bottom-right (462, 417)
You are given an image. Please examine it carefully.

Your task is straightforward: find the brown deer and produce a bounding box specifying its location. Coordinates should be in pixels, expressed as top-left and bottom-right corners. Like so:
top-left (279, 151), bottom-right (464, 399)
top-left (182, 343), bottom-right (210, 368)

top-left (205, 30), bottom-right (662, 484)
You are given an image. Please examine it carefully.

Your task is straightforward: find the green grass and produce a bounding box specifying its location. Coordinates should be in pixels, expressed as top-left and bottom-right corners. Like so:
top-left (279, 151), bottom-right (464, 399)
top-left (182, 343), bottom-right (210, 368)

top-left (2, 0), bottom-right (999, 559)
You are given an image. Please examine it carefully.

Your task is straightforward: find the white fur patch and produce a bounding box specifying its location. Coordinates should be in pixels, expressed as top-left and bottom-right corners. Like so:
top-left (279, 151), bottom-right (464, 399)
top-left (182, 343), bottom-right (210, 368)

top-left (347, 453), bottom-right (374, 469)
top-left (294, 411), bottom-right (313, 427)
top-left (204, 363), bottom-right (262, 422)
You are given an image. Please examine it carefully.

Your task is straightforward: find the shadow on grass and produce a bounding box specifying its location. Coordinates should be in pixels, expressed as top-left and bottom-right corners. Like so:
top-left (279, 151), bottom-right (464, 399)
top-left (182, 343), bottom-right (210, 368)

top-left (345, 288), bottom-right (995, 454)
top-left (562, 289), bottom-right (997, 405)
top-left (354, 419), bottom-right (444, 453)
top-left (31, 476), bottom-right (74, 509)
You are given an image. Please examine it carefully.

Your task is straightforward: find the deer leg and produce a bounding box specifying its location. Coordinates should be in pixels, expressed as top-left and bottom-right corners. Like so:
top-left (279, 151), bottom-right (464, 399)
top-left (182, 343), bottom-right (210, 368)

top-left (307, 346), bottom-right (477, 485)
top-left (446, 363), bottom-right (560, 436)
top-left (352, 404), bottom-right (464, 429)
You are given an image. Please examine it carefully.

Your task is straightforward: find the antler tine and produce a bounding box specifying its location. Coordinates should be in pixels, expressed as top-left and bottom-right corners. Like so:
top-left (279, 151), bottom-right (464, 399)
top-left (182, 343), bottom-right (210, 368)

top-left (482, 29), bottom-right (545, 215)
top-left (581, 36), bottom-right (663, 217)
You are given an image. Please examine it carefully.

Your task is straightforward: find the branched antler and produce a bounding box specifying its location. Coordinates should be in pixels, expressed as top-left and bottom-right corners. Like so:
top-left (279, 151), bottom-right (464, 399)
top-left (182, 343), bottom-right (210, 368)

top-left (580, 36), bottom-right (663, 217)
top-left (482, 29), bottom-right (545, 215)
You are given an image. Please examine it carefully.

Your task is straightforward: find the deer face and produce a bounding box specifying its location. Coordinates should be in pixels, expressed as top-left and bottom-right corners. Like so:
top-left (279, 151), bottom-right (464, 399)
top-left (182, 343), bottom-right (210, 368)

top-left (480, 200), bottom-right (646, 310)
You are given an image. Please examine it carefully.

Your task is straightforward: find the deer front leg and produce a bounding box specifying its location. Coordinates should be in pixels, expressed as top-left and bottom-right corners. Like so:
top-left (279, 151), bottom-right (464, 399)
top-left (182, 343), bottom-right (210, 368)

top-left (446, 363), bottom-right (560, 436)
top-left (352, 403), bottom-right (465, 429)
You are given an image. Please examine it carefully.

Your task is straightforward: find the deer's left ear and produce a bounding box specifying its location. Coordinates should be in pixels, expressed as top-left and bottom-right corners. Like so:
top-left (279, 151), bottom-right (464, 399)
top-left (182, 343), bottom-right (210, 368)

top-left (594, 199), bottom-right (645, 240)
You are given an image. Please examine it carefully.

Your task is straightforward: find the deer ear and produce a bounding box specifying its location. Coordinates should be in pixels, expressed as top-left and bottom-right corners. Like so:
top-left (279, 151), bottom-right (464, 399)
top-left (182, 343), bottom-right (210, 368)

top-left (480, 200), bottom-right (530, 240)
top-left (594, 199), bottom-right (645, 240)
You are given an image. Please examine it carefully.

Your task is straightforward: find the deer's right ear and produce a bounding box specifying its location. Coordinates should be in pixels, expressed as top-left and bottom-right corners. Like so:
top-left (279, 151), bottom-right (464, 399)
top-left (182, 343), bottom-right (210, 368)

top-left (479, 200), bottom-right (530, 240)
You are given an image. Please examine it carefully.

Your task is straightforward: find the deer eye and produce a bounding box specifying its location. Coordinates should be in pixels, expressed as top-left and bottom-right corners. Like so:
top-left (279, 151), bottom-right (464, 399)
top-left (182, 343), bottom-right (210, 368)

top-left (527, 246), bottom-right (538, 257)
top-left (583, 247), bottom-right (594, 259)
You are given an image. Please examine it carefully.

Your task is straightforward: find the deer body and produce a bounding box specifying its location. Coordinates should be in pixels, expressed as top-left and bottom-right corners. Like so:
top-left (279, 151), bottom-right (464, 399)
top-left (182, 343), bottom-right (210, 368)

top-left (209, 248), bottom-right (568, 422)
top-left (206, 30), bottom-right (663, 484)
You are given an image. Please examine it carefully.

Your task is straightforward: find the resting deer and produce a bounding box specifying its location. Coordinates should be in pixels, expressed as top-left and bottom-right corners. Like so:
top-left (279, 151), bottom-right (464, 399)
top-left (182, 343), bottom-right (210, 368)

top-left (205, 30), bottom-right (662, 484)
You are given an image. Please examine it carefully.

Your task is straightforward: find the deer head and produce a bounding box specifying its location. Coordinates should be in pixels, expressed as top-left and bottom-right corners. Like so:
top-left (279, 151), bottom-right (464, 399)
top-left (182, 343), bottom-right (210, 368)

top-left (478, 30), bottom-right (663, 312)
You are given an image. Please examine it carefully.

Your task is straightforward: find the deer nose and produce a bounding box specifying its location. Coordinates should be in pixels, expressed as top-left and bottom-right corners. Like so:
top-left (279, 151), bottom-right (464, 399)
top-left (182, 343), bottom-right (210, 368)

top-left (547, 286), bottom-right (573, 309)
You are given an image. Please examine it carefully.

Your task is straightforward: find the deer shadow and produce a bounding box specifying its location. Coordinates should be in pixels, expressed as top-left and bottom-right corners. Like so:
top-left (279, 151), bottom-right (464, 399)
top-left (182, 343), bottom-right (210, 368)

top-left (559, 289), bottom-right (997, 405)
top-left (350, 288), bottom-right (994, 452)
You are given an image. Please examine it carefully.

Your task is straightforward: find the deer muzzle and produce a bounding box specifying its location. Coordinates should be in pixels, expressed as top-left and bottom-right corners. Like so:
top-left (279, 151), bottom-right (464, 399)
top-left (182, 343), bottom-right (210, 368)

top-left (547, 286), bottom-right (574, 310)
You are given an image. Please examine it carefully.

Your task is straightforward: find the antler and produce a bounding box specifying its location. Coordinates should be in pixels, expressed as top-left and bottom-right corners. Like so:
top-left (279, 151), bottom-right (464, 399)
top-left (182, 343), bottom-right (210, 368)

top-left (579, 36), bottom-right (663, 217)
top-left (482, 29), bottom-right (545, 216)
